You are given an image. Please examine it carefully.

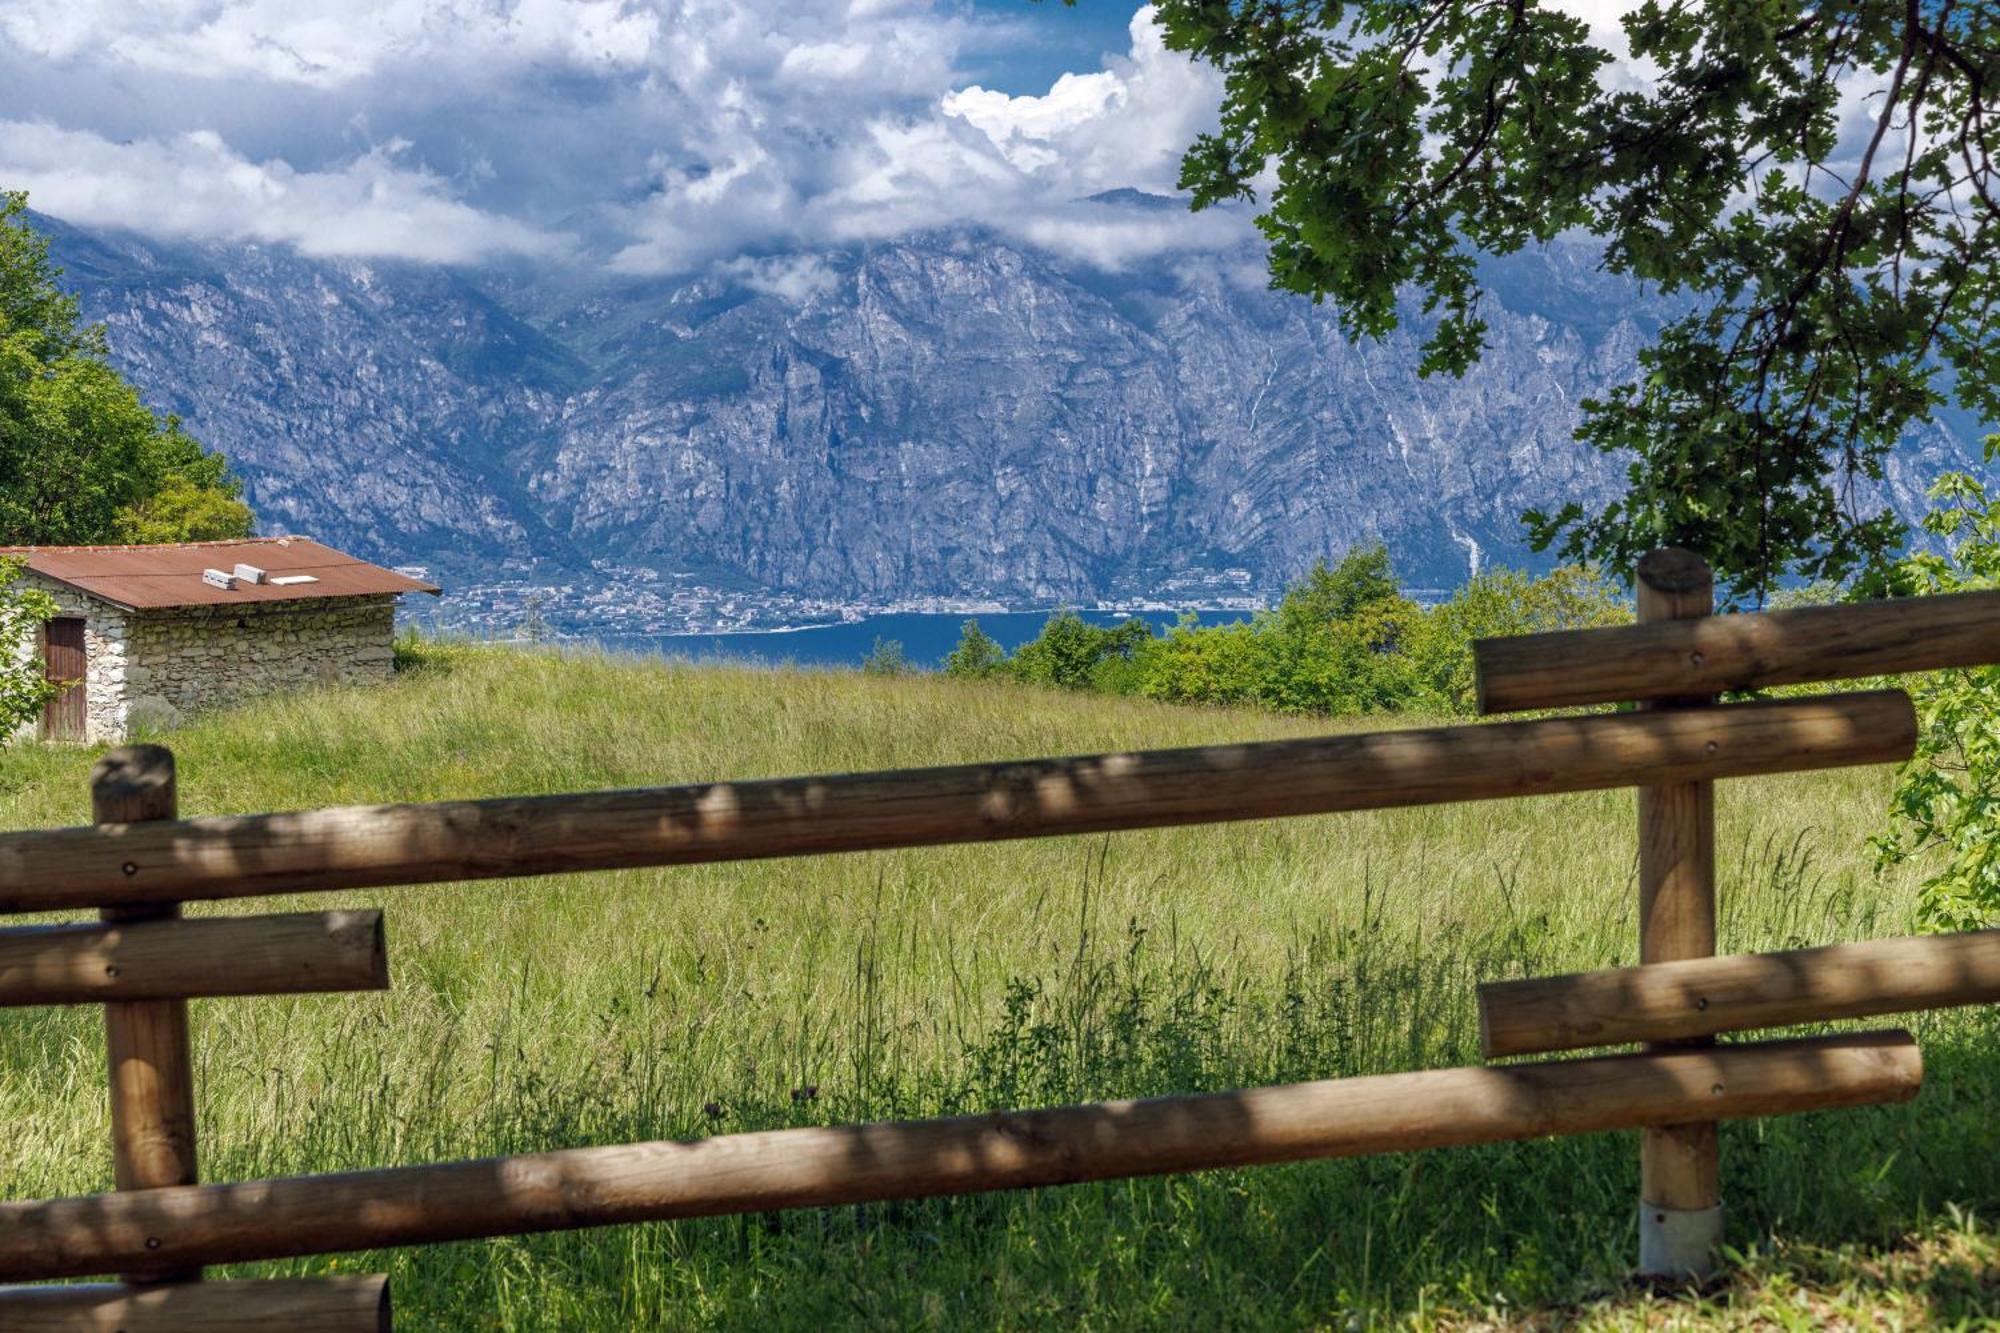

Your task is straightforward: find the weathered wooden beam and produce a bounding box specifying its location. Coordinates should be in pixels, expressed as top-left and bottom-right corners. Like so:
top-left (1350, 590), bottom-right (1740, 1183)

top-left (92, 747), bottom-right (201, 1285)
top-left (0, 1032), bottom-right (1920, 1281)
top-left (1474, 586), bottom-right (2000, 714)
top-left (0, 911), bottom-right (387, 1006)
top-left (0, 693), bottom-right (1917, 915)
top-left (0, 1276), bottom-right (388, 1331)
top-left (1632, 548), bottom-right (1721, 1279)
top-left (1481, 929), bottom-right (2000, 1059)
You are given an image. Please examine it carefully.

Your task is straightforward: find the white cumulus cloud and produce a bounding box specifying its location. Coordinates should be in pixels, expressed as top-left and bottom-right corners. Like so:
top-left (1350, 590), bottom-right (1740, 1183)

top-left (0, 120), bottom-right (567, 262)
top-left (943, 72), bottom-right (1127, 171)
top-left (1, 1), bottom-right (1242, 273)
top-left (942, 7), bottom-right (1217, 197)
top-left (604, 4), bottom-right (1239, 274)
top-left (0, 0), bottom-right (660, 87)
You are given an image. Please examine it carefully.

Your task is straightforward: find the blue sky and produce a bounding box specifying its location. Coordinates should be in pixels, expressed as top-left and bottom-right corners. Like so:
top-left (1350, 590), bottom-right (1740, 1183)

top-left (961, 1), bottom-right (1140, 94)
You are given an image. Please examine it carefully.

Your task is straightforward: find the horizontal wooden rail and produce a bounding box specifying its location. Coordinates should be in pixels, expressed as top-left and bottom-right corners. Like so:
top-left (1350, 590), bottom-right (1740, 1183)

top-left (0, 911), bottom-right (387, 1005)
top-left (0, 1032), bottom-right (1918, 1280)
top-left (0, 692), bottom-right (1915, 914)
top-left (1480, 929), bottom-right (2000, 1058)
top-left (1474, 588), bottom-right (2000, 714)
top-left (0, 1276), bottom-right (388, 1331)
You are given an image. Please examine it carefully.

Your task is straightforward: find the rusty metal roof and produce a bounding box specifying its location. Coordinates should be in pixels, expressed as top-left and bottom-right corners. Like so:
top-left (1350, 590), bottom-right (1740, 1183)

top-left (0, 537), bottom-right (441, 611)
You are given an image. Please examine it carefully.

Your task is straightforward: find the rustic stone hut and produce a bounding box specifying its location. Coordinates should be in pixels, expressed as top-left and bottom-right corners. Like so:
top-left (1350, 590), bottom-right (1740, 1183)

top-left (6, 537), bottom-right (439, 742)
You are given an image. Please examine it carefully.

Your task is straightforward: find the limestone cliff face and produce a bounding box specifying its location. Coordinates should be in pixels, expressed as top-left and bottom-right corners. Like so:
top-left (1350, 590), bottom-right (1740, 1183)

top-left (45, 220), bottom-right (580, 567)
top-left (42, 213), bottom-right (1978, 601)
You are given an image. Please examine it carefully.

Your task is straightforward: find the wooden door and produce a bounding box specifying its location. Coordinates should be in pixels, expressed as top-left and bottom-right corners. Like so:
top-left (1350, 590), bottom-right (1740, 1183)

top-left (41, 617), bottom-right (87, 741)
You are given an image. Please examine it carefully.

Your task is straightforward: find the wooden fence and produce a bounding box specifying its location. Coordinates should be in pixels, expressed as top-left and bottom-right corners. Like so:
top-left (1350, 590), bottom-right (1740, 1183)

top-left (1, 548), bottom-right (1997, 1329)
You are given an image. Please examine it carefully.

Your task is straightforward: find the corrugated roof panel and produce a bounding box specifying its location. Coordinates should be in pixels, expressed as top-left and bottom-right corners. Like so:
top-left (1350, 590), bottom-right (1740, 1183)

top-left (0, 538), bottom-right (441, 610)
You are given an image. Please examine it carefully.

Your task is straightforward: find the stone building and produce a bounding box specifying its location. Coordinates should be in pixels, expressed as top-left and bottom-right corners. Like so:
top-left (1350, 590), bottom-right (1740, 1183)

top-left (6, 537), bottom-right (439, 742)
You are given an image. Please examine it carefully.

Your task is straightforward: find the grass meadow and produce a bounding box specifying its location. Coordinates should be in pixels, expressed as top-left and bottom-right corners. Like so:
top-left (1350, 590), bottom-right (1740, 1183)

top-left (1, 642), bottom-right (1996, 1328)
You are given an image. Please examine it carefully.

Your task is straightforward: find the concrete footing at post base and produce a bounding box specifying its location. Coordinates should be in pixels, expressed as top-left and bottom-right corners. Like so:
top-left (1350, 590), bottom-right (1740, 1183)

top-left (1639, 1202), bottom-right (1724, 1280)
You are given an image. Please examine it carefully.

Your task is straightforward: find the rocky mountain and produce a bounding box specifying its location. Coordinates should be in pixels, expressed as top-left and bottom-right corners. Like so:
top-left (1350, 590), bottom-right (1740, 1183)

top-left (36, 207), bottom-right (1980, 624)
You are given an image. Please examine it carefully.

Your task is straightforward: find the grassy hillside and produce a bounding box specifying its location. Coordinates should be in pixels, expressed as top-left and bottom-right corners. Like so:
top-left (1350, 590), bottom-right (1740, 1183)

top-left (1, 644), bottom-right (1995, 1329)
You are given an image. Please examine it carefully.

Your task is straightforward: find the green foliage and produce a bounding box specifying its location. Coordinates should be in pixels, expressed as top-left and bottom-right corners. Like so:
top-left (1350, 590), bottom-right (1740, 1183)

top-left (941, 619), bottom-right (1006, 680)
top-left (860, 636), bottom-right (912, 677)
top-left (1271, 545), bottom-right (1398, 626)
top-left (391, 626), bottom-right (460, 675)
top-left (1157, 3), bottom-right (2000, 603)
top-left (1139, 553), bottom-right (1430, 716)
top-left (951, 545), bottom-right (1626, 719)
top-left (1131, 617), bottom-right (1264, 709)
top-left (1874, 455), bottom-right (2000, 927)
top-left (1006, 611), bottom-right (1150, 691)
top-left (1140, 548), bottom-right (1629, 717)
top-left (0, 555), bottom-right (59, 738)
top-left (1406, 564), bottom-right (1632, 712)
top-left (116, 424), bottom-right (254, 543)
top-left (1767, 579), bottom-right (1849, 611)
top-left (0, 191), bottom-right (252, 544)
top-left (947, 611), bottom-right (1151, 691)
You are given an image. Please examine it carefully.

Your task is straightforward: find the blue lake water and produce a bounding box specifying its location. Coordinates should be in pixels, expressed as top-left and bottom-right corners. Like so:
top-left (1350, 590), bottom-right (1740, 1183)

top-left (599, 608), bottom-right (1258, 670)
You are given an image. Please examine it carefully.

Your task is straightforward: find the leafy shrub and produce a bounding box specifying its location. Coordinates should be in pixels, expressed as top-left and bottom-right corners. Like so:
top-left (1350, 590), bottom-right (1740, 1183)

top-left (1131, 617), bottom-right (1265, 708)
top-left (1874, 463), bottom-right (2000, 927)
top-left (1009, 613), bottom-right (1151, 691)
top-left (1405, 564), bottom-right (1630, 711)
top-left (860, 637), bottom-right (912, 677)
top-left (0, 555), bottom-right (58, 737)
top-left (941, 620), bottom-right (1006, 680)
top-left (946, 611), bottom-right (1151, 692)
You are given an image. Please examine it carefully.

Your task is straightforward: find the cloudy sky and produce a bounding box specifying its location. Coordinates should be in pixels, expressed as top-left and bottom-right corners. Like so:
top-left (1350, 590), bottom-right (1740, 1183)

top-left (0, 1), bottom-right (1642, 276)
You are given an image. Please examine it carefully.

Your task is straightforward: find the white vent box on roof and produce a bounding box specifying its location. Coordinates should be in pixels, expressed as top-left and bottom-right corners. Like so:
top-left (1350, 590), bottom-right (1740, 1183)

top-left (233, 563), bottom-right (268, 584)
top-left (201, 568), bottom-right (237, 590)
top-left (269, 574), bottom-right (319, 587)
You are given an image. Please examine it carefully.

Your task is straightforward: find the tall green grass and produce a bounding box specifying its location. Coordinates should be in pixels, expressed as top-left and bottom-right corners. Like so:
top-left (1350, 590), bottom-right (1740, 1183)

top-left (1, 644), bottom-right (1993, 1328)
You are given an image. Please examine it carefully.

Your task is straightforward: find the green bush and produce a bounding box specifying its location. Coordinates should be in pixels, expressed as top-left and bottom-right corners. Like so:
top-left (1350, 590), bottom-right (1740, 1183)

top-left (941, 620), bottom-right (1006, 680)
top-left (1873, 459), bottom-right (2000, 928)
top-left (0, 555), bottom-right (59, 737)
top-left (946, 611), bottom-right (1151, 692)
top-left (1131, 616), bottom-right (1265, 708)
top-left (860, 637), bottom-right (912, 677)
top-left (1010, 613), bottom-right (1150, 691)
top-left (1405, 564), bottom-right (1630, 712)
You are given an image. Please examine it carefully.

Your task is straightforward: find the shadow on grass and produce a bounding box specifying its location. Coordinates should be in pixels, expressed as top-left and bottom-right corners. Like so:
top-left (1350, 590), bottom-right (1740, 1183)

top-left (219, 946), bottom-right (1998, 1330)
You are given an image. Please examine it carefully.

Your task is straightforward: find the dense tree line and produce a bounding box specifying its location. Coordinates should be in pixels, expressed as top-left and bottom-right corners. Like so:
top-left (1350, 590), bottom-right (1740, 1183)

top-left (930, 547), bottom-right (1628, 718)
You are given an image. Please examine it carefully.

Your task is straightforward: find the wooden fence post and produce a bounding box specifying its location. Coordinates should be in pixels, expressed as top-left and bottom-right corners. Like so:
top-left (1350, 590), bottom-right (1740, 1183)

top-left (1634, 549), bottom-right (1722, 1279)
top-left (93, 745), bottom-right (201, 1284)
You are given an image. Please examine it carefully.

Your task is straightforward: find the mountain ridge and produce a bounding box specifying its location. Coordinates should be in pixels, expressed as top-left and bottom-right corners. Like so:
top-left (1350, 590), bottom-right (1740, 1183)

top-left (33, 210), bottom-right (1980, 631)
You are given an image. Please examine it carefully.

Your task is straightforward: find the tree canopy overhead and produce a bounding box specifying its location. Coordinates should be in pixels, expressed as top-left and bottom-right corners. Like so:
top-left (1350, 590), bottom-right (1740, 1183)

top-left (0, 190), bottom-right (253, 546)
top-left (1156, 1), bottom-right (2000, 603)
